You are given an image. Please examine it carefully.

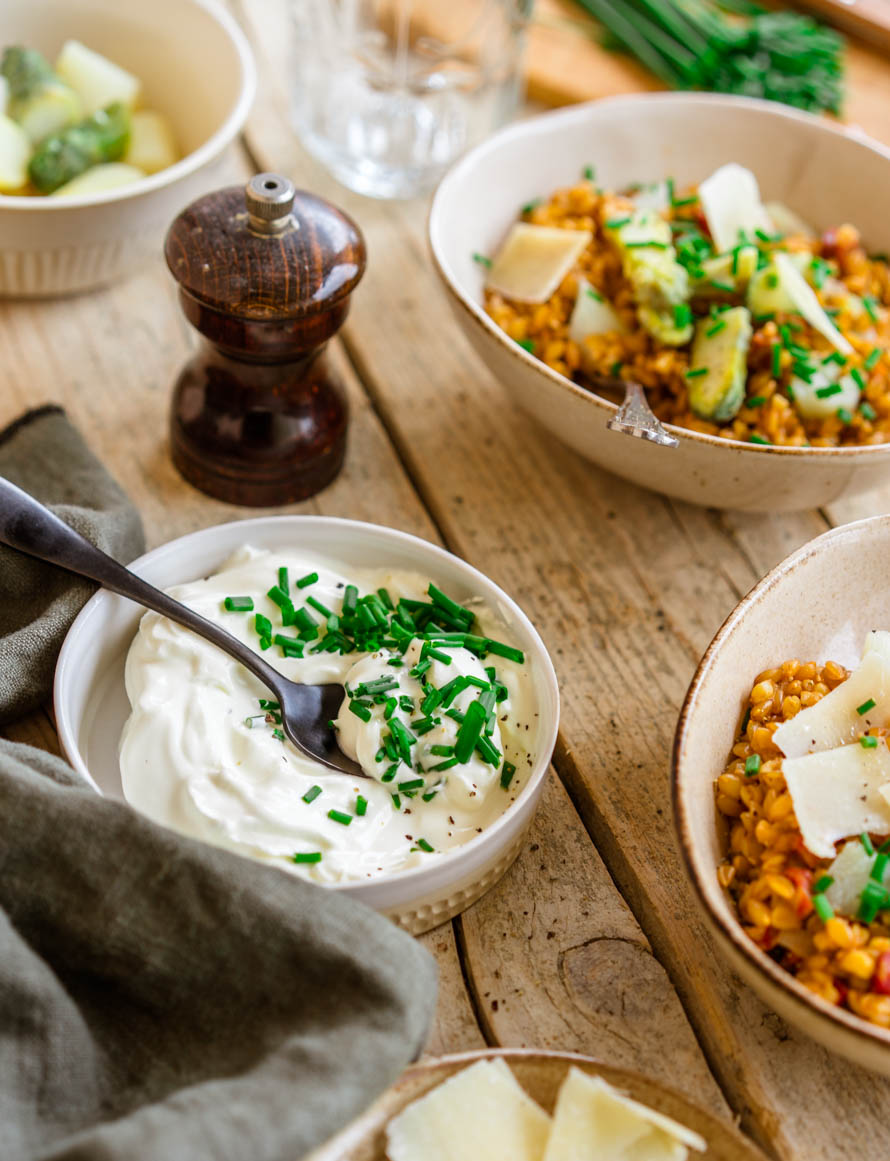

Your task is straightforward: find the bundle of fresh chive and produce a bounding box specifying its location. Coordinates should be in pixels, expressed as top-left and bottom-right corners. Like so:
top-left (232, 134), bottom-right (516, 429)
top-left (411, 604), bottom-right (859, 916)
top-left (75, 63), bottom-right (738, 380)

top-left (572, 0), bottom-right (844, 116)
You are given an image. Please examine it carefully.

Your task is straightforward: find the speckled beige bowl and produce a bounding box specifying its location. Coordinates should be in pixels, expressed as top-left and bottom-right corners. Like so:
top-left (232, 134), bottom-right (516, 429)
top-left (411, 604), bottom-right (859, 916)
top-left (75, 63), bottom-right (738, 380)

top-left (674, 514), bottom-right (890, 1073)
top-left (306, 1049), bottom-right (768, 1161)
top-left (429, 93), bottom-right (890, 511)
top-left (54, 516), bottom-right (559, 936)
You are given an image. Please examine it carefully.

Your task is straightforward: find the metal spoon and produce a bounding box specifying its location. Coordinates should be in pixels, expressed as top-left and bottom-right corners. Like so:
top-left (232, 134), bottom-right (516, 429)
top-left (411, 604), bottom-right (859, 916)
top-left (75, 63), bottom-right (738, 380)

top-left (0, 477), bottom-right (365, 778)
top-left (602, 376), bottom-right (679, 448)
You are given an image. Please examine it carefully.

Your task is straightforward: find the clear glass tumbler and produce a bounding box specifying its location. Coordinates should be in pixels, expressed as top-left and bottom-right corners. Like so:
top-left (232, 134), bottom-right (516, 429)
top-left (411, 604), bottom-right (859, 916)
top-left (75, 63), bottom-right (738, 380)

top-left (289, 0), bottom-right (529, 199)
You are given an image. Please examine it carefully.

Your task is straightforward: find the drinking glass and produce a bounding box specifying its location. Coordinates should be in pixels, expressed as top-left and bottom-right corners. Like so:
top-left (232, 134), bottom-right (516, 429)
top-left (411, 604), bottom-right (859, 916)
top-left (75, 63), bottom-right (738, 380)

top-left (289, 0), bottom-right (530, 199)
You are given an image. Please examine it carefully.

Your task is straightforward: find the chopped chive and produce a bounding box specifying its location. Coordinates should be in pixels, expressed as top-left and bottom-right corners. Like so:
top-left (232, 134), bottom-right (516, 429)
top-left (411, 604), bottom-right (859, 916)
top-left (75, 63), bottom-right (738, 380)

top-left (516, 338), bottom-right (535, 353)
top-left (348, 700), bottom-right (372, 722)
top-left (398, 778), bottom-right (425, 792)
top-left (431, 756), bottom-right (459, 771)
top-left (861, 735), bottom-right (879, 749)
top-left (814, 875), bottom-right (834, 893)
top-left (387, 657), bottom-right (404, 667)
top-left (746, 395), bottom-right (767, 408)
top-left (625, 240), bottom-right (668, 250)
top-left (709, 279), bottom-right (735, 292)
top-left (429, 744), bottom-right (455, 757)
top-left (521, 198), bottom-right (542, 215)
top-left (858, 878), bottom-right (890, 923)
top-left (685, 366), bottom-right (708, 379)
top-left (296, 572), bottom-right (318, 589)
top-left (455, 700), bottom-right (487, 763)
top-left (866, 348), bottom-right (882, 371)
top-left (861, 401), bottom-right (878, 420)
top-left (812, 894), bottom-right (834, 922)
top-left (473, 252), bottom-right (492, 269)
top-left (327, 809), bottom-right (352, 826)
top-left (302, 785), bottom-right (323, 804)
top-left (254, 613), bottom-right (273, 638)
top-left (292, 851), bottom-right (322, 864)
top-left (822, 351), bottom-right (847, 367)
top-left (384, 697), bottom-right (397, 720)
top-left (872, 853), bottom-right (890, 883)
top-left (500, 761), bottom-right (517, 789)
top-left (391, 793), bottom-right (401, 810)
top-left (851, 367), bottom-right (866, 391)
top-left (416, 838), bottom-right (434, 852)
top-left (771, 344), bottom-right (782, 378)
top-left (582, 164), bottom-right (595, 181)
top-left (414, 716), bottom-right (441, 736)
top-left (864, 295), bottom-right (880, 322)
top-left (706, 319), bottom-right (727, 338)
top-left (836, 407), bottom-right (853, 424)
top-left (307, 595), bottom-right (332, 618)
top-left (674, 303), bottom-right (692, 329)
top-left (381, 763), bottom-right (399, 783)
top-left (475, 735), bottom-right (502, 766)
top-left (862, 833), bottom-right (876, 856)
top-left (815, 384), bottom-right (842, 399)
top-left (224, 596), bottom-right (254, 612)
top-left (605, 216), bottom-right (631, 229)
top-left (744, 754), bottom-right (761, 777)
top-left (749, 434), bottom-right (771, 445)
top-left (272, 728), bottom-right (284, 740)
top-left (671, 194), bottom-right (697, 208)
top-left (278, 567), bottom-right (289, 591)
top-left (267, 585), bottom-right (291, 609)
top-left (483, 639), bottom-right (525, 664)
top-left (377, 587), bottom-right (394, 611)
top-left (857, 698), bottom-right (877, 716)
top-left (355, 795), bottom-right (368, 817)
top-left (586, 287), bottom-right (604, 302)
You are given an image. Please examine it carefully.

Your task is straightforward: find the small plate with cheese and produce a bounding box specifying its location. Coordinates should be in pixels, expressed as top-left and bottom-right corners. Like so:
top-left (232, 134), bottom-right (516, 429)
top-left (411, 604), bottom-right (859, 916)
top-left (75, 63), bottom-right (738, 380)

top-left (305, 1050), bottom-right (768, 1161)
top-left (674, 512), bottom-right (890, 1074)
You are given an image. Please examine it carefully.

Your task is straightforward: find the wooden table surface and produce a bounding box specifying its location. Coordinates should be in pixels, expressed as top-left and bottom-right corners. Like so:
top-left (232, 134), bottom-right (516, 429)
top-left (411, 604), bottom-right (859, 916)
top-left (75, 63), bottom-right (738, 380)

top-left (5, 3), bottom-right (890, 1158)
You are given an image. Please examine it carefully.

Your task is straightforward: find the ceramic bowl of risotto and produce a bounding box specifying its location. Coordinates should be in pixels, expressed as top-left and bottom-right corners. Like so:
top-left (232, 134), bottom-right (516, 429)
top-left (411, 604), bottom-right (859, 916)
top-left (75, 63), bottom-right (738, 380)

top-left (673, 514), bottom-right (890, 1073)
top-left (429, 93), bottom-right (890, 511)
top-left (54, 515), bottom-right (559, 935)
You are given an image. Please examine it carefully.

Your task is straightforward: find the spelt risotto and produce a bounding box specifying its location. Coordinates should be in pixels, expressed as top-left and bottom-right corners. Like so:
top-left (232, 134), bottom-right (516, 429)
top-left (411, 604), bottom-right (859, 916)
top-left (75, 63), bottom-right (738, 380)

top-left (482, 163), bottom-right (890, 448)
top-left (716, 632), bottom-right (890, 1028)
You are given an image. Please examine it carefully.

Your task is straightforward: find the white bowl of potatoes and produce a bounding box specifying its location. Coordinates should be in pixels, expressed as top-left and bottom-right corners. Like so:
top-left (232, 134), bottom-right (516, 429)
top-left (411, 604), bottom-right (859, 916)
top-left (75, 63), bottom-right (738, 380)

top-left (0, 0), bottom-right (255, 296)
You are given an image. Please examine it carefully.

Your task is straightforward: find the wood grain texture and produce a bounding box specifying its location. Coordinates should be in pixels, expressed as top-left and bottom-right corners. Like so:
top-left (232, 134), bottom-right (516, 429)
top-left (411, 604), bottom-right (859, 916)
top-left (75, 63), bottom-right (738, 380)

top-left (234, 1), bottom-right (890, 1154)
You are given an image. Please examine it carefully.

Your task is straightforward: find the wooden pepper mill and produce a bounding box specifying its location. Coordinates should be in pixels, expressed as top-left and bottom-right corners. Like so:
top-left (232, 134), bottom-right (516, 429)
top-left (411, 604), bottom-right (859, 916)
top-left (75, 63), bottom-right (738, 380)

top-left (164, 173), bottom-right (366, 506)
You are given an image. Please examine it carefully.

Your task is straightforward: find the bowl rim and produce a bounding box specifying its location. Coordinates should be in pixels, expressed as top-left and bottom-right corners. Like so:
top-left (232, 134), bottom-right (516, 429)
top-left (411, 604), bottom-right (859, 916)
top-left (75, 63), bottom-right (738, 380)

top-left (53, 513), bottom-right (560, 893)
top-left (0, 0), bottom-right (256, 210)
top-left (429, 90), bottom-right (890, 460)
top-left (671, 512), bottom-right (890, 1055)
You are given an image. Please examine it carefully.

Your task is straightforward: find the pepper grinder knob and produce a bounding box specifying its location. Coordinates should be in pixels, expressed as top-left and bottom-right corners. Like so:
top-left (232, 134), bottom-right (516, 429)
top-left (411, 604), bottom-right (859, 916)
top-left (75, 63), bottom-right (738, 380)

top-left (245, 173), bottom-right (295, 235)
top-left (164, 174), bottom-right (366, 507)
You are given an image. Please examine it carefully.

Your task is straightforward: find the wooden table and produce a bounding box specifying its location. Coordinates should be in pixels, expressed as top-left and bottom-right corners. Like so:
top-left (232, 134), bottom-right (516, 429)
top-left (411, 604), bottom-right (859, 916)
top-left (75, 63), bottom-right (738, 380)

top-left (4, 4), bottom-right (890, 1158)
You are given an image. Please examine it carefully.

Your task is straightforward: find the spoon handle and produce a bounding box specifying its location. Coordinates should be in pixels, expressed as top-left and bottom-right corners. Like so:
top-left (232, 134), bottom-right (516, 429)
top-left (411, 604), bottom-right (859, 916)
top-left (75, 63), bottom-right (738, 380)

top-left (0, 475), bottom-right (287, 698)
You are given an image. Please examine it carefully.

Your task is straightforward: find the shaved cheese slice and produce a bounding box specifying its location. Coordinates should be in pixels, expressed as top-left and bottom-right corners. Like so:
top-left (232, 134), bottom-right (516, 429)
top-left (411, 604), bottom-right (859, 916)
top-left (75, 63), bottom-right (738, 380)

top-left (386, 1058), bottom-right (551, 1161)
top-left (486, 224), bottom-right (592, 304)
top-left (773, 252), bottom-right (854, 355)
top-left (783, 742), bottom-right (890, 858)
top-left (825, 838), bottom-right (888, 916)
top-left (543, 1069), bottom-right (705, 1161)
top-left (791, 368), bottom-right (860, 421)
top-left (698, 163), bottom-right (771, 252)
top-left (630, 181), bottom-right (671, 213)
top-left (774, 650), bottom-right (890, 758)
top-left (569, 277), bottom-right (625, 343)
top-left (864, 630), bottom-right (890, 666)
top-left (765, 201), bottom-right (816, 239)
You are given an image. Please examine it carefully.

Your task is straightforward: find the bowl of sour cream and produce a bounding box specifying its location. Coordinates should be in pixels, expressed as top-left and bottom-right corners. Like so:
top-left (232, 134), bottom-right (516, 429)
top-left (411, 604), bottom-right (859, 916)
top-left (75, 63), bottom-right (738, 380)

top-left (54, 516), bottom-right (559, 934)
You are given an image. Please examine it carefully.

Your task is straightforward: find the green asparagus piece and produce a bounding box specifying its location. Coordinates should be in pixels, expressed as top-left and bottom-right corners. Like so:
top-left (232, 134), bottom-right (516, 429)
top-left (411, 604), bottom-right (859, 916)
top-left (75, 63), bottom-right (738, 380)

top-left (1, 46), bottom-right (82, 144)
top-left (28, 102), bottom-right (130, 193)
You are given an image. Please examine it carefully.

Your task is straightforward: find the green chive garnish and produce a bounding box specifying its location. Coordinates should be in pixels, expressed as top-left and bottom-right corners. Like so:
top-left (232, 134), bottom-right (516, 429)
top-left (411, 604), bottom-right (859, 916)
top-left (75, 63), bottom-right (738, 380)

top-left (861, 735), bottom-right (879, 749)
top-left (866, 348), bottom-right (882, 371)
top-left (224, 596), bottom-right (254, 612)
top-left (858, 878), bottom-right (889, 923)
top-left (521, 198), bottom-right (542, 215)
top-left (348, 700), bottom-right (372, 722)
top-left (391, 794), bottom-right (401, 810)
top-left (685, 366), bottom-right (708, 379)
top-left (771, 344), bottom-right (782, 378)
top-left (746, 395), bottom-right (766, 408)
top-left (861, 401), bottom-right (878, 421)
top-left (706, 319), bottom-right (727, 338)
top-left (857, 698), bottom-right (877, 716)
top-left (709, 279), bottom-right (735, 292)
top-left (605, 216), bottom-right (631, 229)
top-left (625, 240), bottom-right (668, 250)
top-left (814, 875), bottom-right (834, 893)
top-left (813, 894), bottom-right (834, 922)
top-left (355, 795), bottom-right (368, 817)
top-left (483, 639), bottom-right (525, 664)
top-left (398, 778), bottom-right (425, 792)
top-left (836, 408), bottom-right (853, 425)
top-left (864, 295), bottom-right (880, 323)
top-left (671, 195), bottom-right (697, 208)
top-left (302, 785), bottom-right (322, 804)
top-left (815, 384), bottom-right (842, 399)
top-left (473, 252), bottom-right (492, 268)
top-left (295, 571), bottom-right (317, 589)
top-left (327, 809), bottom-right (352, 826)
top-left (862, 833), bottom-right (876, 856)
top-left (674, 303), bottom-right (692, 329)
top-left (292, 852), bottom-right (322, 864)
top-left (416, 838), bottom-right (434, 852)
top-left (254, 613), bottom-right (273, 638)
top-left (500, 761), bottom-right (517, 789)
top-left (749, 434), bottom-right (771, 445)
top-left (516, 338), bottom-right (535, 353)
top-left (744, 754), bottom-right (761, 777)
top-left (586, 287), bottom-right (604, 302)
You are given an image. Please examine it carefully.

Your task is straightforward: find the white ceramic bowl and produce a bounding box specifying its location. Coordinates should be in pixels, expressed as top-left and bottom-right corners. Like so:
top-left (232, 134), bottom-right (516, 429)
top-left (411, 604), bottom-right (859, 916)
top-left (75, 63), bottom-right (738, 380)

top-left (54, 516), bottom-right (559, 935)
top-left (1, 0), bottom-right (255, 296)
top-left (673, 514), bottom-right (890, 1073)
top-left (429, 93), bottom-right (890, 512)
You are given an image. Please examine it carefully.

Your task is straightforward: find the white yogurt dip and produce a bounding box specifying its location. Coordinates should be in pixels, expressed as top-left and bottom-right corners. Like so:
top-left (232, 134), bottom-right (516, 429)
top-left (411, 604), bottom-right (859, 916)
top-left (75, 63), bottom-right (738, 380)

top-left (120, 546), bottom-right (537, 883)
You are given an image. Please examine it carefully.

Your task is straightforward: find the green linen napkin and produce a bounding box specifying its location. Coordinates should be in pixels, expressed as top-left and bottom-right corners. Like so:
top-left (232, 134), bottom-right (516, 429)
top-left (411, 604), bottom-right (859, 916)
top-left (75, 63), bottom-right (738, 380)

top-left (0, 405), bottom-right (145, 724)
top-left (0, 408), bottom-right (438, 1161)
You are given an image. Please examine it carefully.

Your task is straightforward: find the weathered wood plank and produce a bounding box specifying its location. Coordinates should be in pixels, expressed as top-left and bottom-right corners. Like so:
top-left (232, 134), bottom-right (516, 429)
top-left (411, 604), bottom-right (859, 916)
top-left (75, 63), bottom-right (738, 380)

top-left (235, 4), bottom-right (890, 1155)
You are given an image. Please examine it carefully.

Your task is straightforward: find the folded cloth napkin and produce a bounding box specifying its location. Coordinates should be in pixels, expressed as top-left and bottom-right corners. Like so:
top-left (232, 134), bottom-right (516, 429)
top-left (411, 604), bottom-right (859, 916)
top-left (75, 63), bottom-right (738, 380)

top-left (0, 406), bottom-right (145, 725)
top-left (0, 408), bottom-right (437, 1161)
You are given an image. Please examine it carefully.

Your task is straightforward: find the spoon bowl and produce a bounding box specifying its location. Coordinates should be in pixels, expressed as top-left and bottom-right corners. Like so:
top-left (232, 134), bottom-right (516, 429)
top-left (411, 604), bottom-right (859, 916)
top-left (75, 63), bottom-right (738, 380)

top-left (0, 477), bottom-right (363, 777)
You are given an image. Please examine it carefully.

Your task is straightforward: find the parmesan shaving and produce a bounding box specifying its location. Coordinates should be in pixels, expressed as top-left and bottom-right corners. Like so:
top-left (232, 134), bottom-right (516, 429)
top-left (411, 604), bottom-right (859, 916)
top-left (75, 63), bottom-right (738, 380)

top-left (773, 252), bottom-right (854, 356)
top-left (698, 163), bottom-right (771, 252)
top-left (485, 223), bottom-right (592, 304)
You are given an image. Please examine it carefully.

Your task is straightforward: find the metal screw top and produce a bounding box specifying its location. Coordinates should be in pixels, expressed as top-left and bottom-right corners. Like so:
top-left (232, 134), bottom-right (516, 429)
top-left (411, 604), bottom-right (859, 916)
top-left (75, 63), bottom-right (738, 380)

top-left (245, 173), bottom-right (296, 235)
